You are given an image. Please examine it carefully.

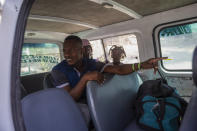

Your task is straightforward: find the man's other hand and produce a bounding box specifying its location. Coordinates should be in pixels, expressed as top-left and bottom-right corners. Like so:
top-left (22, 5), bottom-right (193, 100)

top-left (141, 57), bottom-right (168, 74)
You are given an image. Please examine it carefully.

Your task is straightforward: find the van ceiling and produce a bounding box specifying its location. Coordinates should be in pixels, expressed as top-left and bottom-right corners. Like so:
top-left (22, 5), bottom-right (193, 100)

top-left (26, 0), bottom-right (197, 34)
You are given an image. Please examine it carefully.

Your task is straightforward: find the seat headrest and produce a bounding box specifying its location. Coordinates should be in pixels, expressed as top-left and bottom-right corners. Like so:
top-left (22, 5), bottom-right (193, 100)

top-left (22, 88), bottom-right (88, 131)
top-left (193, 47), bottom-right (197, 86)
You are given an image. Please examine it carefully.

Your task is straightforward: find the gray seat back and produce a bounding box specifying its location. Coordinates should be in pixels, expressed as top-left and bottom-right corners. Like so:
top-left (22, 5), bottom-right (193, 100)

top-left (86, 72), bottom-right (142, 131)
top-left (179, 88), bottom-right (197, 131)
top-left (193, 46), bottom-right (197, 85)
top-left (43, 73), bottom-right (54, 89)
top-left (179, 47), bottom-right (197, 131)
top-left (22, 88), bottom-right (88, 131)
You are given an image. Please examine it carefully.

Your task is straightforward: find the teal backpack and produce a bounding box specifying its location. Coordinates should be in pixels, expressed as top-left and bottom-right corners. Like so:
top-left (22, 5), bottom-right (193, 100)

top-left (135, 79), bottom-right (187, 131)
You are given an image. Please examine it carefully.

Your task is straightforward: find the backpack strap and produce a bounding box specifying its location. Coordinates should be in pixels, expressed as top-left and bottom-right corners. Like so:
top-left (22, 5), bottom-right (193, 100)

top-left (152, 98), bottom-right (165, 131)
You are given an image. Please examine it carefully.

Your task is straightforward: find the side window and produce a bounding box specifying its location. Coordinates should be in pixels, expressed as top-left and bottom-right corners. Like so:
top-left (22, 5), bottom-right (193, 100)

top-left (89, 39), bottom-right (105, 62)
top-left (103, 34), bottom-right (140, 64)
top-left (159, 22), bottom-right (197, 70)
top-left (21, 43), bottom-right (61, 76)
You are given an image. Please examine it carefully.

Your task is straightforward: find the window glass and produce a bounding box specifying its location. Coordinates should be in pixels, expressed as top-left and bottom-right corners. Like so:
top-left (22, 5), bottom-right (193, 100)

top-left (103, 34), bottom-right (139, 64)
top-left (89, 39), bottom-right (105, 62)
top-left (160, 23), bottom-right (197, 70)
top-left (21, 43), bottom-right (60, 76)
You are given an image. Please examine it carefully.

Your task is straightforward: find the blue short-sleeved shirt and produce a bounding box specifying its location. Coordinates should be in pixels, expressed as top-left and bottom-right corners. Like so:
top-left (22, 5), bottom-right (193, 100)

top-left (51, 59), bottom-right (104, 88)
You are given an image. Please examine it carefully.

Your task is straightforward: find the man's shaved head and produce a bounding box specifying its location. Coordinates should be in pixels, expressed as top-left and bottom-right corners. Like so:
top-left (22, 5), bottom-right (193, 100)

top-left (64, 35), bottom-right (82, 48)
top-left (63, 35), bottom-right (83, 66)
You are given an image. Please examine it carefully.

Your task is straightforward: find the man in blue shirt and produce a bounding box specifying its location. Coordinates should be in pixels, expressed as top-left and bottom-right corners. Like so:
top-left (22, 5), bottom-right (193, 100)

top-left (52, 35), bottom-right (166, 102)
top-left (52, 36), bottom-right (105, 102)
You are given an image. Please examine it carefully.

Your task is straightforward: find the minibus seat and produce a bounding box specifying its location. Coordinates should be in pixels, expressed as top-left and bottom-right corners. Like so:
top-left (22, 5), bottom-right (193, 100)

top-left (179, 47), bottom-right (197, 131)
top-left (193, 46), bottom-right (197, 86)
top-left (43, 73), bottom-right (54, 89)
top-left (179, 88), bottom-right (197, 131)
top-left (86, 72), bottom-right (143, 131)
top-left (124, 121), bottom-right (144, 131)
top-left (22, 88), bottom-right (88, 131)
top-left (21, 72), bottom-right (47, 94)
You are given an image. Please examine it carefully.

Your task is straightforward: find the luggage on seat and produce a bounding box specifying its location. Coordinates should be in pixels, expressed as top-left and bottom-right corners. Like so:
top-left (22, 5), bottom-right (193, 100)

top-left (135, 79), bottom-right (187, 131)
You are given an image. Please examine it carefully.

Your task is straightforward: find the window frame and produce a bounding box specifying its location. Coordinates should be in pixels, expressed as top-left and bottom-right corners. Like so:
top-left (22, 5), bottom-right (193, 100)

top-left (101, 33), bottom-right (140, 64)
top-left (153, 17), bottom-right (197, 73)
top-left (89, 33), bottom-right (140, 63)
top-left (21, 39), bottom-right (62, 76)
top-left (89, 39), bottom-right (107, 62)
top-left (11, 0), bottom-right (35, 131)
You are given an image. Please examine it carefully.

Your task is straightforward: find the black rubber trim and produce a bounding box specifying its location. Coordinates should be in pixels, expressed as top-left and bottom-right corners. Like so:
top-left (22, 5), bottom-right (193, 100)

top-left (11, 0), bottom-right (35, 131)
top-left (193, 47), bottom-right (197, 86)
top-left (152, 16), bottom-right (197, 72)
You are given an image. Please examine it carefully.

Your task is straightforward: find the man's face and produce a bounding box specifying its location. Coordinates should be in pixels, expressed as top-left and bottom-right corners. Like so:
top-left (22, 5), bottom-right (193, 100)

top-left (63, 40), bottom-right (83, 66)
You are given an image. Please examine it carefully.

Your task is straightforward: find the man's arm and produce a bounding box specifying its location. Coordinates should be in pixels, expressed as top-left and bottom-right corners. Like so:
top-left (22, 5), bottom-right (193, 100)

top-left (65, 71), bottom-right (104, 101)
top-left (103, 57), bottom-right (167, 75)
top-left (62, 76), bottom-right (88, 101)
top-left (52, 71), bottom-right (104, 101)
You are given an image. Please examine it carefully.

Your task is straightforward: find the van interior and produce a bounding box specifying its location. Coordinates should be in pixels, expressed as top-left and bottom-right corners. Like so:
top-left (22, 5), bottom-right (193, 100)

top-left (19, 0), bottom-right (197, 131)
